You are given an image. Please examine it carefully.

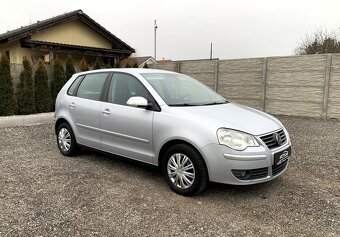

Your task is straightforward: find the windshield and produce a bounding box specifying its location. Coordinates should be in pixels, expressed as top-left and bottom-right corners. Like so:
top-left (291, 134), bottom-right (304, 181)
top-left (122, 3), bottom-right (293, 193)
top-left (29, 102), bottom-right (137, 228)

top-left (141, 73), bottom-right (226, 106)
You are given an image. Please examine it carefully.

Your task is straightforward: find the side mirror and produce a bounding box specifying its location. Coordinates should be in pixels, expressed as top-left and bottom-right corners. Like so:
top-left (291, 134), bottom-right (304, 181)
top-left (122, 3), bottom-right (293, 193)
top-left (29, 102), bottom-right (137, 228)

top-left (126, 96), bottom-right (151, 109)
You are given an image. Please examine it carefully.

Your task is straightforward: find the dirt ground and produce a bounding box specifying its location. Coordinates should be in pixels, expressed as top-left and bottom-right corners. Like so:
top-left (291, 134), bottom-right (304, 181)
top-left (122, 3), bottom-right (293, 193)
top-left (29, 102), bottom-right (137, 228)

top-left (0, 116), bottom-right (339, 236)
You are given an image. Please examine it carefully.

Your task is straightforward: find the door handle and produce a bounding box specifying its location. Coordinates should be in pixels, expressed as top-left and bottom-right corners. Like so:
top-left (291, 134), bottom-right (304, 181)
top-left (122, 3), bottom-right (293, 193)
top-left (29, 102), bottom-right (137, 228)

top-left (69, 102), bottom-right (76, 108)
top-left (102, 109), bottom-right (111, 115)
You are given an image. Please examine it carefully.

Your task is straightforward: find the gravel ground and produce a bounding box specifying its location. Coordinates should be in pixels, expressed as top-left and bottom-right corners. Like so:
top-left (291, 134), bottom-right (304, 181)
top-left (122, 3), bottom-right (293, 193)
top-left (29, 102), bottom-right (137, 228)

top-left (0, 116), bottom-right (339, 236)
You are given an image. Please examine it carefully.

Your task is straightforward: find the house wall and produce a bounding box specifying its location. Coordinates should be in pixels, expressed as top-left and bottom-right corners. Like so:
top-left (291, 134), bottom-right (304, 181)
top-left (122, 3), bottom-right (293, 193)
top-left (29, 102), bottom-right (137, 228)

top-left (156, 54), bottom-right (340, 119)
top-left (0, 18), bottom-right (116, 70)
top-left (0, 41), bottom-right (36, 64)
top-left (142, 58), bottom-right (157, 67)
top-left (31, 19), bottom-right (113, 49)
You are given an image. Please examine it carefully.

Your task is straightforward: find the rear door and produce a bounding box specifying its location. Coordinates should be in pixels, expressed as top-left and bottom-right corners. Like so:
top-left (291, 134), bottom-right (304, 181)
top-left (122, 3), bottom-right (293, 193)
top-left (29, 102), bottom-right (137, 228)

top-left (100, 73), bottom-right (154, 164)
top-left (68, 72), bottom-right (109, 149)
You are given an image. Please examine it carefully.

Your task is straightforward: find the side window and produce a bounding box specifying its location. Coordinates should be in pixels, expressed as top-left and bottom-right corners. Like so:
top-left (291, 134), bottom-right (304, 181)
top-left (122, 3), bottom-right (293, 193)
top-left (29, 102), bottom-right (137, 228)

top-left (108, 73), bottom-right (150, 105)
top-left (67, 76), bottom-right (83, 96)
top-left (76, 73), bottom-right (108, 101)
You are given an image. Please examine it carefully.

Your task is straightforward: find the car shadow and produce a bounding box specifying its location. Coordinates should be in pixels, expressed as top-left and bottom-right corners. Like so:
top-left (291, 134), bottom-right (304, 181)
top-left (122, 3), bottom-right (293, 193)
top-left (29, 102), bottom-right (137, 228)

top-left (74, 147), bottom-right (282, 198)
top-left (204, 180), bottom-right (279, 197)
top-left (76, 147), bottom-right (161, 175)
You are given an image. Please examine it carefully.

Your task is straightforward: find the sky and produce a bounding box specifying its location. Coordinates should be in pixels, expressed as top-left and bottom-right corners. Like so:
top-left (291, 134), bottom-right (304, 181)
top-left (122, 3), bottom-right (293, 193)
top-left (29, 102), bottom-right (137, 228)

top-left (1, 0), bottom-right (340, 60)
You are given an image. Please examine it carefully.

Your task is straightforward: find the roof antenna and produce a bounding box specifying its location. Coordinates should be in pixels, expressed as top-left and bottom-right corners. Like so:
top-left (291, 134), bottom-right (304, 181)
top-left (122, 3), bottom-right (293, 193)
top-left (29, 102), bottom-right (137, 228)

top-left (29, 12), bottom-right (32, 24)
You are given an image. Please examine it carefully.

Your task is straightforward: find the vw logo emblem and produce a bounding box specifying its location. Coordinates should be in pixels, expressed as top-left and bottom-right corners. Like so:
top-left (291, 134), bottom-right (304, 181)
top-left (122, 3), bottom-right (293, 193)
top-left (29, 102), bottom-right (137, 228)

top-left (273, 133), bottom-right (283, 145)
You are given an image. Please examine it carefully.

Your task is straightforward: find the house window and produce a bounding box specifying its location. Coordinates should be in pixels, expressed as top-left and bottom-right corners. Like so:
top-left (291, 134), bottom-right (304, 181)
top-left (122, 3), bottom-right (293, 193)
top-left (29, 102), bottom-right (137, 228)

top-left (5, 51), bottom-right (10, 62)
top-left (44, 54), bottom-right (50, 63)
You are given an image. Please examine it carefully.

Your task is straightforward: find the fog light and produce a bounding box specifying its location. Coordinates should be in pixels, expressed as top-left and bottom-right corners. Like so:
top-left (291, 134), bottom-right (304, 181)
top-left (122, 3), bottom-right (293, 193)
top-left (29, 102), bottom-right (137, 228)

top-left (240, 171), bottom-right (247, 178)
top-left (231, 169), bottom-right (254, 180)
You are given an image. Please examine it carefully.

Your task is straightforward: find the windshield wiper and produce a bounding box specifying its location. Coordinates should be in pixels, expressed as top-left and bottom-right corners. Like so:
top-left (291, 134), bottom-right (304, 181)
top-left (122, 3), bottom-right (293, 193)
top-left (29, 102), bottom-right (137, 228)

top-left (201, 100), bottom-right (229, 106)
top-left (168, 103), bottom-right (202, 107)
top-left (169, 101), bottom-right (228, 106)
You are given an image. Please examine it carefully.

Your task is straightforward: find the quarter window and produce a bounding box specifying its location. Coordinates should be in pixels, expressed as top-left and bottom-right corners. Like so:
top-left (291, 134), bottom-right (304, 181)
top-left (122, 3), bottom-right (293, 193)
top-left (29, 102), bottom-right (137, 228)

top-left (108, 73), bottom-right (150, 105)
top-left (67, 76), bottom-right (83, 96)
top-left (76, 73), bottom-right (108, 101)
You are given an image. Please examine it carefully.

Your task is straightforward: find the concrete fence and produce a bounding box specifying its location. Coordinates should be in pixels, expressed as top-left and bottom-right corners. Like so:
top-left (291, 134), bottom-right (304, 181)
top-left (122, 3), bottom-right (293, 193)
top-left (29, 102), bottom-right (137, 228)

top-left (156, 54), bottom-right (340, 119)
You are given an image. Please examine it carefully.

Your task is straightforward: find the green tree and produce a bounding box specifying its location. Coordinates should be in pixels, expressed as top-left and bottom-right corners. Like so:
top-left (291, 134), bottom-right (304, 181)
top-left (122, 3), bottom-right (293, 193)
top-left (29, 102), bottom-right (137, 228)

top-left (94, 57), bottom-right (102, 69)
top-left (34, 59), bottom-right (51, 113)
top-left (143, 63), bottom-right (149, 68)
top-left (125, 64), bottom-right (131, 68)
top-left (50, 57), bottom-right (66, 108)
top-left (132, 63), bottom-right (139, 68)
top-left (65, 55), bottom-right (76, 80)
top-left (296, 29), bottom-right (340, 55)
top-left (79, 57), bottom-right (89, 71)
top-left (16, 57), bottom-right (36, 115)
top-left (0, 53), bottom-right (16, 116)
top-left (114, 59), bottom-right (121, 68)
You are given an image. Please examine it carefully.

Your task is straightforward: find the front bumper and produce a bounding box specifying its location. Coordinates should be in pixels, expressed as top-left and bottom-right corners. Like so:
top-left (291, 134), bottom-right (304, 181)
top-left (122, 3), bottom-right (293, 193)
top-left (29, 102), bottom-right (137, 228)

top-left (200, 140), bottom-right (292, 185)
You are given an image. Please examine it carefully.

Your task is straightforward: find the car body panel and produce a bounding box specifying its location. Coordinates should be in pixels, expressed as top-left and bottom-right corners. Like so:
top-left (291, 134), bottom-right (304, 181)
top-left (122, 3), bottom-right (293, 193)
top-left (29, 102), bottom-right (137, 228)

top-left (67, 96), bottom-right (101, 149)
top-left (200, 140), bottom-right (291, 184)
top-left (99, 101), bottom-right (154, 164)
top-left (55, 68), bottom-right (292, 186)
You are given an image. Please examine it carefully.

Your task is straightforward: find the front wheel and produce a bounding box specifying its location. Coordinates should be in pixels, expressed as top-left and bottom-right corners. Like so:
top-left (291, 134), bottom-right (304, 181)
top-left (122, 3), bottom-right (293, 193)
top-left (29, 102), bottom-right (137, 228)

top-left (162, 144), bottom-right (208, 196)
top-left (57, 123), bottom-right (77, 156)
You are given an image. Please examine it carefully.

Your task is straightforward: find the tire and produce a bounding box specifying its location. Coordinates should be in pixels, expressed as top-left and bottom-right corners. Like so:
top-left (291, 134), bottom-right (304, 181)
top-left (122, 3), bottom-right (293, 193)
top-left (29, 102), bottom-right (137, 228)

top-left (162, 144), bottom-right (208, 196)
top-left (57, 122), bottom-right (77, 156)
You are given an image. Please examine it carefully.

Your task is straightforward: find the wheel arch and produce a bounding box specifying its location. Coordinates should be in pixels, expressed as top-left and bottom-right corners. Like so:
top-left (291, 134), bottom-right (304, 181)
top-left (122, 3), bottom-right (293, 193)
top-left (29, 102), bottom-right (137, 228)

top-left (157, 139), bottom-right (210, 179)
top-left (55, 117), bottom-right (76, 140)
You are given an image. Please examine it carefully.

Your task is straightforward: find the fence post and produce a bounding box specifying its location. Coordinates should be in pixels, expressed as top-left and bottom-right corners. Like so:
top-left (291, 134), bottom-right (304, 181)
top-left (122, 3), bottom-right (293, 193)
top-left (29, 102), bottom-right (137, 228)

top-left (214, 59), bottom-right (219, 92)
top-left (176, 61), bottom-right (181, 73)
top-left (261, 57), bottom-right (268, 111)
top-left (322, 54), bottom-right (332, 119)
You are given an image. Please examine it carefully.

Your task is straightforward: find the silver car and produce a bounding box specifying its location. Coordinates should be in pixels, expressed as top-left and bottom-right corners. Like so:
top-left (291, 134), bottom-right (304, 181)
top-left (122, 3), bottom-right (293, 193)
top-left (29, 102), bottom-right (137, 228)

top-left (55, 69), bottom-right (291, 196)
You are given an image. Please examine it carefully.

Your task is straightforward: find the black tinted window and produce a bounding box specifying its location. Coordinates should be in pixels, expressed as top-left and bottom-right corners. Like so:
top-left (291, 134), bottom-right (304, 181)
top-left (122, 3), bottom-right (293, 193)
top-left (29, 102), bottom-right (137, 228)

top-left (108, 73), bottom-right (149, 105)
top-left (76, 73), bottom-right (108, 101)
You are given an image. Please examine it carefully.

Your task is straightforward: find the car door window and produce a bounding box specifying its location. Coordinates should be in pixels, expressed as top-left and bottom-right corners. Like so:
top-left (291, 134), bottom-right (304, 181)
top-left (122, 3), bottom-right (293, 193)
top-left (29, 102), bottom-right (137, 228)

top-left (108, 73), bottom-right (150, 105)
top-left (76, 73), bottom-right (108, 101)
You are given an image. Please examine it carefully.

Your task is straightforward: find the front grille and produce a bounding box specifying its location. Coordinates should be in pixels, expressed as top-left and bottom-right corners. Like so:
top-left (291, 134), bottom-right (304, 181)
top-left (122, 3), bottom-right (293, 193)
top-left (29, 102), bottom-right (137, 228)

top-left (260, 129), bottom-right (286, 150)
top-left (272, 160), bottom-right (288, 176)
top-left (232, 167), bottom-right (268, 180)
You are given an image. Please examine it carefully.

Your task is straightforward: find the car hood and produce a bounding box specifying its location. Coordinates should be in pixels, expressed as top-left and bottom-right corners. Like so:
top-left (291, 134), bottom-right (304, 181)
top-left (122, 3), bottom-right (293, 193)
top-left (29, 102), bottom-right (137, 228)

top-left (170, 102), bottom-right (282, 136)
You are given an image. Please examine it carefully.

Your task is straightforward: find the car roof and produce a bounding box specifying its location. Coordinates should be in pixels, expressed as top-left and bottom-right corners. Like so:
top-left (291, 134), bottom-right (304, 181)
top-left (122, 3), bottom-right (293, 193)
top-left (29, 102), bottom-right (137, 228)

top-left (73, 68), bottom-right (177, 77)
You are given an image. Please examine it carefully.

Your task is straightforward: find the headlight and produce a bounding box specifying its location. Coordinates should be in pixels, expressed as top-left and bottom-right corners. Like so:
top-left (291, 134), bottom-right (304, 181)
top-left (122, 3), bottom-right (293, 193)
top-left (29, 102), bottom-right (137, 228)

top-left (217, 128), bottom-right (259, 151)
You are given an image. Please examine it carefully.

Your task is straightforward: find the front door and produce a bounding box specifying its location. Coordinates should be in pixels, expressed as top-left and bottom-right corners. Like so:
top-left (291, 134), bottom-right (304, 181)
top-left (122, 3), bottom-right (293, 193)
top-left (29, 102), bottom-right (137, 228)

top-left (100, 73), bottom-right (154, 164)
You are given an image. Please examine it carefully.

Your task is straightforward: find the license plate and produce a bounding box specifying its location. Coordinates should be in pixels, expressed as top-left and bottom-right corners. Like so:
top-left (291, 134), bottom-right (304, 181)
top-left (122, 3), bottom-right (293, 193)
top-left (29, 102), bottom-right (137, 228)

top-left (274, 147), bottom-right (291, 166)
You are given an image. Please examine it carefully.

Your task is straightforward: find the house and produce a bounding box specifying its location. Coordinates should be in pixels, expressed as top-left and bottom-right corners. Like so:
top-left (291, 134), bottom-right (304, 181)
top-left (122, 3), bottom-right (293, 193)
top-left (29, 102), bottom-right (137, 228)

top-left (0, 9), bottom-right (135, 70)
top-left (121, 56), bottom-right (156, 68)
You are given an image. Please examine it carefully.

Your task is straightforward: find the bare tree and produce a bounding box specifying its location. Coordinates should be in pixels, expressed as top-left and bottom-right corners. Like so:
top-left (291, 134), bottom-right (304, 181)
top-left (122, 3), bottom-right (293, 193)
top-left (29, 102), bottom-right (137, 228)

top-left (295, 28), bottom-right (340, 55)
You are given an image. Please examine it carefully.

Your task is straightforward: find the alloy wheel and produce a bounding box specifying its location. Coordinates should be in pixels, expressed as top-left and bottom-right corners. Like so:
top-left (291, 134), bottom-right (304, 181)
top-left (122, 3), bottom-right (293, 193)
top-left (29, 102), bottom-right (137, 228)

top-left (58, 128), bottom-right (71, 152)
top-left (167, 153), bottom-right (196, 189)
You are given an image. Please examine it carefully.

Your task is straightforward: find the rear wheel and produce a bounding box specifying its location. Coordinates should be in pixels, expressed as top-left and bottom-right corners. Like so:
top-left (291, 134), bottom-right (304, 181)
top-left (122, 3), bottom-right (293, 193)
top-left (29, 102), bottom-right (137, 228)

top-left (162, 144), bottom-right (208, 196)
top-left (57, 123), bottom-right (77, 156)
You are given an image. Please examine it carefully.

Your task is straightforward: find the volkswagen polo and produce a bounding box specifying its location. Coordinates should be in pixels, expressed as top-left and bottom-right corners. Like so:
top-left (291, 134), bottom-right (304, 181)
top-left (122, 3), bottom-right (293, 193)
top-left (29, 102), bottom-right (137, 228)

top-left (54, 69), bottom-right (291, 196)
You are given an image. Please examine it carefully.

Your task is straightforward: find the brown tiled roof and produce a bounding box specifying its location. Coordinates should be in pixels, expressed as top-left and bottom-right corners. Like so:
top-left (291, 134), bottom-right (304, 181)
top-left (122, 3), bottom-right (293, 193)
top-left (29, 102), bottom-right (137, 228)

top-left (0, 9), bottom-right (135, 53)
